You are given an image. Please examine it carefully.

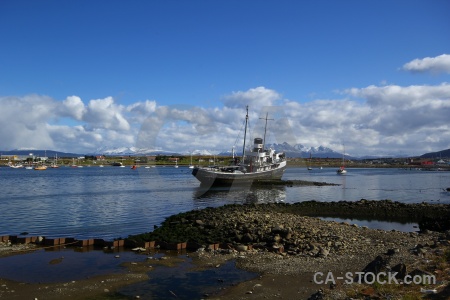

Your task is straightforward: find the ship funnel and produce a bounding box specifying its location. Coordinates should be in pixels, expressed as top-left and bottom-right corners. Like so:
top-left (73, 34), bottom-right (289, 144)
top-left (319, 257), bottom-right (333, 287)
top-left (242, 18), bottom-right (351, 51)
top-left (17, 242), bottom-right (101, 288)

top-left (253, 138), bottom-right (263, 151)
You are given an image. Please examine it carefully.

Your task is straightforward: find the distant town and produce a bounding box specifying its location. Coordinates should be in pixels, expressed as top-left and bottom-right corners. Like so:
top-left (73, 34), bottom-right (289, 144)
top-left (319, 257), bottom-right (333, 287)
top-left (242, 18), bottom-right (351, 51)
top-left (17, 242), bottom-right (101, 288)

top-left (1, 152), bottom-right (449, 170)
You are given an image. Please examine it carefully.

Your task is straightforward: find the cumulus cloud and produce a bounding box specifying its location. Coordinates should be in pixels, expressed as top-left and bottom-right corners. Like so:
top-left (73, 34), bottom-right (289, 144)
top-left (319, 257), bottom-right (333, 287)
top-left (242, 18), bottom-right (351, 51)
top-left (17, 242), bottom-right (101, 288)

top-left (1, 83), bottom-right (450, 157)
top-left (402, 54), bottom-right (450, 74)
top-left (60, 96), bottom-right (85, 120)
top-left (0, 95), bottom-right (56, 150)
top-left (222, 86), bottom-right (282, 108)
top-left (83, 97), bottom-right (130, 131)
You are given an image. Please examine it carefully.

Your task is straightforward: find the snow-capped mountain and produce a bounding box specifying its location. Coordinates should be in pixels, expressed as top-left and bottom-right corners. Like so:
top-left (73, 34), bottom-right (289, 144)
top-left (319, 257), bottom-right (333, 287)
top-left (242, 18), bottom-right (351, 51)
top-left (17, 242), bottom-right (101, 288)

top-left (90, 142), bottom-right (347, 158)
top-left (93, 146), bottom-right (175, 156)
top-left (217, 143), bottom-right (344, 159)
top-left (92, 146), bottom-right (216, 156)
top-left (265, 143), bottom-right (342, 158)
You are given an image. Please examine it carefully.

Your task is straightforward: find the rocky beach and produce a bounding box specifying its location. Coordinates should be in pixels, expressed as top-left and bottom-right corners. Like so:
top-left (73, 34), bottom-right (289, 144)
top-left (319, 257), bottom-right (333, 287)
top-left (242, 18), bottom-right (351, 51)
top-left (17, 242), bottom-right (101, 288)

top-left (1, 199), bottom-right (450, 299)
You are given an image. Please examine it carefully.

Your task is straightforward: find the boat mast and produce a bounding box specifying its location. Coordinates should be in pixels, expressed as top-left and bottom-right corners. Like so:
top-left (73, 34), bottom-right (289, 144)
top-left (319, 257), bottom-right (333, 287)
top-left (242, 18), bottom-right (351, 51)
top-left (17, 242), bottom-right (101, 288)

top-left (242, 106), bottom-right (249, 163)
top-left (260, 112), bottom-right (273, 151)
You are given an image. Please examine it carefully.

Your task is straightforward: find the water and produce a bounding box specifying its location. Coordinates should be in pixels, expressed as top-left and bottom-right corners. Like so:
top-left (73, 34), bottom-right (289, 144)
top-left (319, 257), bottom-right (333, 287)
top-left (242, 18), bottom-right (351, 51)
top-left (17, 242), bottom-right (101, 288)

top-left (1, 166), bottom-right (449, 294)
top-left (1, 166), bottom-right (449, 239)
top-left (0, 245), bottom-right (257, 299)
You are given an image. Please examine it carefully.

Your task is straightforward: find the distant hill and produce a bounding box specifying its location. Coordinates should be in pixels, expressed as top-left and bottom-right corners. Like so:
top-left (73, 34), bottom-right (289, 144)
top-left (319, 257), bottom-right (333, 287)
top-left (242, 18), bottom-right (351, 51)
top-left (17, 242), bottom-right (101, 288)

top-left (6, 144), bottom-right (447, 160)
top-left (0, 142), bottom-right (350, 159)
top-left (420, 148), bottom-right (450, 159)
top-left (217, 142), bottom-right (353, 159)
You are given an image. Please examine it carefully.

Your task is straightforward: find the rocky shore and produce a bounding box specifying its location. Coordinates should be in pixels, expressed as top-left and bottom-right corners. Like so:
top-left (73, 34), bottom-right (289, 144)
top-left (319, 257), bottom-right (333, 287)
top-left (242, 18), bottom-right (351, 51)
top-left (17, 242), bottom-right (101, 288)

top-left (1, 200), bottom-right (450, 299)
top-left (127, 200), bottom-right (450, 299)
top-left (128, 200), bottom-right (450, 246)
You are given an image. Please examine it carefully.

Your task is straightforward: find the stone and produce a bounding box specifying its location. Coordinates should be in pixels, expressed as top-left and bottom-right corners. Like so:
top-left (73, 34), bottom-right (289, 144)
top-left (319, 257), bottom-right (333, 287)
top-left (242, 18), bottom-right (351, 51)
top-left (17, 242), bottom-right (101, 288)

top-left (318, 247), bottom-right (329, 258)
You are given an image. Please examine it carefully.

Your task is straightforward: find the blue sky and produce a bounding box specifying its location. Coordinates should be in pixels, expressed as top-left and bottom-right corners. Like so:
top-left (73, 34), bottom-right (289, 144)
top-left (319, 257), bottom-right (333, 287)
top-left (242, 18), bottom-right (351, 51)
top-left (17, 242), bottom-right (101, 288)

top-left (1, 1), bottom-right (450, 156)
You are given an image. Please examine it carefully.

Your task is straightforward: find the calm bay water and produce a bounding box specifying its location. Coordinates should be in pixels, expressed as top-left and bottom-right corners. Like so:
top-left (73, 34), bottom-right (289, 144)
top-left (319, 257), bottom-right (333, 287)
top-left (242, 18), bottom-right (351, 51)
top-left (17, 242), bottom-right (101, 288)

top-left (1, 166), bottom-right (449, 239)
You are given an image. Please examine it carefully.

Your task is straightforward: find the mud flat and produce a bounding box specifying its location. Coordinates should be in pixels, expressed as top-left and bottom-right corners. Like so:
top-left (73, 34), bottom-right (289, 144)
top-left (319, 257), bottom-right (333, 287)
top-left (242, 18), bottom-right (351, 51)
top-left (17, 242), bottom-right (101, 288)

top-left (2, 200), bottom-right (450, 299)
top-left (128, 201), bottom-right (450, 299)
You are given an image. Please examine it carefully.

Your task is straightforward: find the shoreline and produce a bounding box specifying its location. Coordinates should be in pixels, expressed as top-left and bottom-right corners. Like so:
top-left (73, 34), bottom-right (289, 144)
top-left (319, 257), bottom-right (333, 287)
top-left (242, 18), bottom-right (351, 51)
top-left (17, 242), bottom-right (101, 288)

top-left (1, 199), bottom-right (450, 299)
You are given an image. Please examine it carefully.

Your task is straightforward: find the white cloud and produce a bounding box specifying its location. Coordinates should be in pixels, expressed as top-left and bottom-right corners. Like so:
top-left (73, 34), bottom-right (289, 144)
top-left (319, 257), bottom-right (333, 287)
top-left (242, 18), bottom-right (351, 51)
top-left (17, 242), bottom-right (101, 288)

top-left (402, 54), bottom-right (450, 74)
top-left (1, 83), bottom-right (450, 157)
top-left (60, 96), bottom-right (85, 120)
top-left (83, 97), bottom-right (130, 131)
top-left (222, 86), bottom-right (281, 108)
top-left (0, 95), bottom-right (56, 150)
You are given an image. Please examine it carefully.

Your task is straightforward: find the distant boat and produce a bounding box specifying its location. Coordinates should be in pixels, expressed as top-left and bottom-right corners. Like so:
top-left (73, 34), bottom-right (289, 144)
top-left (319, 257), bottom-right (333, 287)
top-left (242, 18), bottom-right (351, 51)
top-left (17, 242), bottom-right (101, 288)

top-left (337, 166), bottom-right (347, 174)
top-left (50, 153), bottom-right (59, 168)
top-left (189, 153), bottom-right (194, 169)
top-left (174, 158), bottom-right (179, 168)
top-left (71, 158), bottom-right (78, 168)
top-left (99, 164), bottom-right (104, 168)
top-left (8, 162), bottom-right (24, 169)
top-left (307, 152), bottom-right (312, 170)
top-left (192, 106), bottom-right (287, 185)
top-left (337, 144), bottom-right (347, 175)
top-left (34, 165), bottom-right (47, 171)
top-left (131, 165), bottom-right (137, 170)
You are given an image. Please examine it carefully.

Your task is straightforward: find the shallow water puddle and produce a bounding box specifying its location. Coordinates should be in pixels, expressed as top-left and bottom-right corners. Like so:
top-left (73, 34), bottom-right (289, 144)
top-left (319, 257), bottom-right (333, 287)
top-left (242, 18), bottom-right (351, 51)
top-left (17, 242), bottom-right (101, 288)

top-left (117, 259), bottom-right (258, 299)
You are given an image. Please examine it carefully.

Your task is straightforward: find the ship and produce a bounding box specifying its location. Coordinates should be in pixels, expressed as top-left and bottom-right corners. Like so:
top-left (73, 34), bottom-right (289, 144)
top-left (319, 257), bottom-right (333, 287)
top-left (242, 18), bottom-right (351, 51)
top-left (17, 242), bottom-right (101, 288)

top-left (192, 106), bottom-right (287, 186)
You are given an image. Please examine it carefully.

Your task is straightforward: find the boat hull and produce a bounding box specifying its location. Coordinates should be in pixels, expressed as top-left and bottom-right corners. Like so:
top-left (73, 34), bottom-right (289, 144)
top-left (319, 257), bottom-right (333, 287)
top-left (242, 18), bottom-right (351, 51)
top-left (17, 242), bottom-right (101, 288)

top-left (192, 161), bottom-right (287, 186)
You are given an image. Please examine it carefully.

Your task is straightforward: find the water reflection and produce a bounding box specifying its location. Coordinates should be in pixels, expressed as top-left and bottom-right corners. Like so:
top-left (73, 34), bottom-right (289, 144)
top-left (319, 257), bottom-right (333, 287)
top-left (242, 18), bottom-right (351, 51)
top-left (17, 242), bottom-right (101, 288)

top-left (320, 217), bottom-right (419, 232)
top-left (193, 184), bottom-right (286, 204)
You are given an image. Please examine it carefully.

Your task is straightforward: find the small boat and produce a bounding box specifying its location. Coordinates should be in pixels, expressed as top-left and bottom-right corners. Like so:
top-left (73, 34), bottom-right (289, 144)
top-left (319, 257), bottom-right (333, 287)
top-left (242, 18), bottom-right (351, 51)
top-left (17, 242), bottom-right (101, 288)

top-left (336, 144), bottom-right (347, 175)
top-left (71, 158), bottom-right (78, 168)
top-left (337, 166), bottom-right (347, 174)
top-left (50, 154), bottom-right (60, 168)
top-left (34, 165), bottom-right (48, 171)
top-left (189, 153), bottom-right (194, 168)
top-left (131, 165), bottom-right (137, 170)
top-left (9, 163), bottom-right (24, 169)
top-left (174, 158), bottom-right (179, 168)
top-left (192, 106), bottom-right (287, 186)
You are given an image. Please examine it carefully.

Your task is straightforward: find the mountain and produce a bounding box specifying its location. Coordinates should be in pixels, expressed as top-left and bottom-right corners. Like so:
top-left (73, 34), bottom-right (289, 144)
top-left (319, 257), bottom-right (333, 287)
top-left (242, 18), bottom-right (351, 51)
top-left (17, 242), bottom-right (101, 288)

top-left (92, 142), bottom-right (348, 158)
top-left (3, 145), bottom-right (447, 159)
top-left (267, 142), bottom-right (344, 158)
top-left (92, 146), bottom-right (180, 156)
top-left (420, 148), bottom-right (450, 159)
top-left (218, 142), bottom-right (348, 159)
top-left (0, 142), bottom-right (367, 159)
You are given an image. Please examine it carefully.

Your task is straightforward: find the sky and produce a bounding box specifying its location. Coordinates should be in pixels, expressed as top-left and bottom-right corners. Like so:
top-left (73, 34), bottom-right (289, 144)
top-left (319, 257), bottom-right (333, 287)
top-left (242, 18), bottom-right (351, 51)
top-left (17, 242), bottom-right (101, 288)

top-left (1, 0), bottom-right (450, 157)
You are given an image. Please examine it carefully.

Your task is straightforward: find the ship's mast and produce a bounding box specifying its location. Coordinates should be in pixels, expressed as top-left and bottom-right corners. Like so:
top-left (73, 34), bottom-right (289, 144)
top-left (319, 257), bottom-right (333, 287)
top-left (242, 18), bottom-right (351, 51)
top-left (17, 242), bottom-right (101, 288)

top-left (242, 106), bottom-right (249, 163)
top-left (260, 112), bottom-right (273, 151)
